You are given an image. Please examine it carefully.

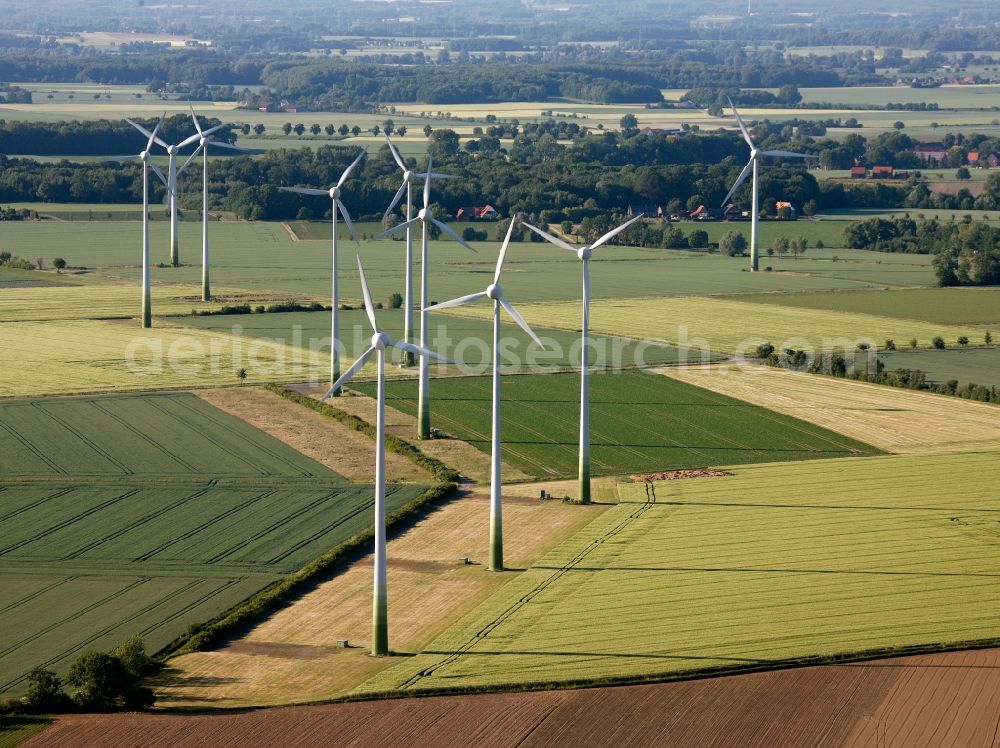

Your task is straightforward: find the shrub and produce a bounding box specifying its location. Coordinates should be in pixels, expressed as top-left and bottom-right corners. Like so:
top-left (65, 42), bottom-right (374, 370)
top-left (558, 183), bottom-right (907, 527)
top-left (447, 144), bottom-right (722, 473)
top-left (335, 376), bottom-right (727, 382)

top-left (22, 668), bottom-right (70, 712)
top-left (53, 257), bottom-right (67, 271)
top-left (957, 336), bottom-right (969, 346)
top-left (111, 636), bottom-right (151, 679)
top-left (884, 339), bottom-right (896, 351)
top-left (65, 652), bottom-right (131, 710)
top-left (932, 336), bottom-right (946, 350)
top-left (910, 338), bottom-right (918, 349)
top-left (986, 331), bottom-right (993, 345)
top-left (389, 292), bottom-right (404, 309)
top-left (719, 230), bottom-right (747, 257)
top-left (688, 229), bottom-right (709, 248)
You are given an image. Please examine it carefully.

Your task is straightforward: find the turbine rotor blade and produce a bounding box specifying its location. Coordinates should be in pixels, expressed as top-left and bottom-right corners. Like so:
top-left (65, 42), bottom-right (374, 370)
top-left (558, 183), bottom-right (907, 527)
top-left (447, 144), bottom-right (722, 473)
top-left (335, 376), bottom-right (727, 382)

top-left (522, 221), bottom-right (577, 252)
top-left (423, 155), bottom-right (432, 208)
top-left (200, 123), bottom-right (225, 137)
top-left (721, 159), bottom-right (754, 207)
top-left (178, 132), bottom-right (203, 149)
top-left (336, 150), bottom-right (366, 188)
top-left (382, 180), bottom-right (408, 222)
top-left (391, 340), bottom-right (452, 364)
top-left (499, 298), bottom-right (543, 348)
top-left (418, 172), bottom-right (458, 180)
top-left (727, 97), bottom-right (755, 148)
top-left (591, 213), bottom-right (645, 250)
top-left (125, 117), bottom-right (168, 149)
top-left (148, 160), bottom-right (168, 186)
top-left (357, 255), bottom-right (379, 331)
top-left (760, 149), bottom-right (815, 159)
top-left (279, 186), bottom-right (328, 196)
top-left (179, 145), bottom-right (203, 173)
top-left (494, 216), bottom-right (517, 284)
top-left (432, 218), bottom-right (478, 252)
top-left (375, 216), bottom-right (420, 240)
top-left (146, 116), bottom-right (164, 152)
top-left (208, 141), bottom-right (242, 151)
top-left (188, 105), bottom-right (203, 135)
top-left (385, 134), bottom-right (407, 171)
top-left (322, 346), bottom-right (376, 398)
top-left (337, 200), bottom-right (359, 246)
top-left (424, 291), bottom-right (488, 312)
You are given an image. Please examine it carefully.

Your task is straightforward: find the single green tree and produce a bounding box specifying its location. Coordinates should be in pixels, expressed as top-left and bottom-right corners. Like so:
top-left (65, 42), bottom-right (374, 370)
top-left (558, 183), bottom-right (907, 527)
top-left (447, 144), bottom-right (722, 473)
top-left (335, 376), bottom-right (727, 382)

top-left (237, 367), bottom-right (248, 385)
top-left (719, 230), bottom-right (747, 257)
top-left (957, 335), bottom-right (969, 346)
top-left (65, 651), bottom-right (131, 709)
top-left (986, 330), bottom-right (993, 345)
top-left (53, 257), bottom-right (67, 272)
top-left (932, 336), bottom-right (946, 350)
top-left (389, 292), bottom-right (404, 309)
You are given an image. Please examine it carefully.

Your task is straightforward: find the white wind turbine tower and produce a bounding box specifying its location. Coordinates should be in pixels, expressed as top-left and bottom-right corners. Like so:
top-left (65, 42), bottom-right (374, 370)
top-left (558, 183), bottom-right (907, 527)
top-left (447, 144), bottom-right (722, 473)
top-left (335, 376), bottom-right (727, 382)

top-left (425, 218), bottom-right (542, 571)
top-left (722, 98), bottom-right (815, 272)
top-left (322, 255), bottom-right (448, 656)
top-left (381, 135), bottom-right (457, 367)
top-left (375, 155), bottom-right (476, 439)
top-left (523, 214), bottom-right (645, 504)
top-left (182, 107), bottom-right (243, 301)
top-left (125, 116), bottom-right (218, 267)
top-left (279, 150), bottom-right (366, 394)
top-left (131, 116), bottom-right (167, 328)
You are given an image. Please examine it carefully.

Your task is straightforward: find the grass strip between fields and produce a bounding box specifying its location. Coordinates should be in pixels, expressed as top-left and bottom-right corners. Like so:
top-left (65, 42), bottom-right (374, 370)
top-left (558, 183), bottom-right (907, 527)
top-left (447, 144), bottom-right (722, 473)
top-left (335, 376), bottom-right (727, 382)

top-left (263, 384), bottom-right (461, 484)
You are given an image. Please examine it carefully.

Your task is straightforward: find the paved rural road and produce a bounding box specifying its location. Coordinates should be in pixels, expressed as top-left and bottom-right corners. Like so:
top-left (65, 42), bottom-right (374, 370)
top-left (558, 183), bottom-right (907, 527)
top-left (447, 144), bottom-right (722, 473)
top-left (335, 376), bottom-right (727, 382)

top-left (22, 648), bottom-right (1000, 747)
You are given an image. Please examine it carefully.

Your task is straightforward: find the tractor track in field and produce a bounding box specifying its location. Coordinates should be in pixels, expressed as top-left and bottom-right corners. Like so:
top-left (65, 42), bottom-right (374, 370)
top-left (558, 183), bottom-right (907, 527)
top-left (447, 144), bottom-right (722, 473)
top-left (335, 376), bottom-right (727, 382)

top-left (399, 482), bottom-right (659, 689)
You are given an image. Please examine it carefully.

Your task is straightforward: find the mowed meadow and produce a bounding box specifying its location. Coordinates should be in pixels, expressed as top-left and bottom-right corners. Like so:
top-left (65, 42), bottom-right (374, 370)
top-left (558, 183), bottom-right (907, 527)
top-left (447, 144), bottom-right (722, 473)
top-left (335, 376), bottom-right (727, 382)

top-left (0, 392), bottom-right (427, 698)
top-left (359, 450), bottom-right (1000, 695)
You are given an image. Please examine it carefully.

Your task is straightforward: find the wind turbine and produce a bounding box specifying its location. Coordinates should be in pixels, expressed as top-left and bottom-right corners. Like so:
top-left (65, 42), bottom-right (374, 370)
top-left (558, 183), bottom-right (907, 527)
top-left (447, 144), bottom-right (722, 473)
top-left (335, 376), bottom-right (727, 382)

top-left (425, 218), bottom-right (542, 571)
top-left (721, 98), bottom-right (815, 272)
top-left (523, 214), bottom-right (645, 504)
top-left (278, 149), bottom-right (366, 394)
top-left (125, 115), bottom-right (218, 267)
top-left (375, 155), bottom-right (476, 439)
top-left (182, 107), bottom-right (242, 301)
top-left (131, 116), bottom-right (167, 328)
top-left (381, 135), bottom-right (457, 367)
top-left (322, 255), bottom-right (448, 656)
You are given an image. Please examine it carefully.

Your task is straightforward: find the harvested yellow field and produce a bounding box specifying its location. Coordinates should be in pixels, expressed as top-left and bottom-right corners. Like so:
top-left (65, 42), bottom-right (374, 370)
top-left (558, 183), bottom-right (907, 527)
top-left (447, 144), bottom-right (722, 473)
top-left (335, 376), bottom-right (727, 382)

top-left (195, 387), bottom-right (429, 483)
top-left (155, 493), bottom-right (606, 707)
top-left (440, 296), bottom-right (978, 354)
top-left (0, 283), bottom-right (313, 322)
top-left (659, 364), bottom-right (1000, 453)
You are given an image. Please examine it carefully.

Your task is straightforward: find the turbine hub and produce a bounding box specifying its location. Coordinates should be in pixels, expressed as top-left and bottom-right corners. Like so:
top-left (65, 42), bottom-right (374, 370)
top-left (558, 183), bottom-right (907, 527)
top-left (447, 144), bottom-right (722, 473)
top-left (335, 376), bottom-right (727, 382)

top-left (330, 187), bottom-right (341, 200)
top-left (750, 147), bottom-right (758, 159)
top-left (167, 144), bottom-right (178, 156)
top-left (139, 150), bottom-right (149, 161)
top-left (372, 331), bottom-right (391, 350)
top-left (578, 246), bottom-right (593, 261)
top-left (200, 136), bottom-right (209, 147)
top-left (486, 283), bottom-right (503, 300)
top-left (403, 170), bottom-right (413, 182)
top-left (419, 207), bottom-right (431, 221)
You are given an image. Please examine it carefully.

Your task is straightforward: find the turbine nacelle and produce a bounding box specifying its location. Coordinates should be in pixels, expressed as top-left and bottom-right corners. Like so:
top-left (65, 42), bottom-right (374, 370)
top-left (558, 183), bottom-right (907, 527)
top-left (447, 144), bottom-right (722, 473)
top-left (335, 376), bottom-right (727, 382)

top-left (578, 246), bottom-right (593, 261)
top-left (371, 331), bottom-right (391, 350)
top-left (200, 136), bottom-right (210, 148)
top-left (139, 150), bottom-right (150, 161)
top-left (330, 186), bottom-right (342, 200)
top-left (403, 170), bottom-right (414, 183)
top-left (167, 144), bottom-right (178, 157)
top-left (486, 283), bottom-right (503, 300)
top-left (418, 207), bottom-right (432, 221)
top-left (750, 147), bottom-right (759, 159)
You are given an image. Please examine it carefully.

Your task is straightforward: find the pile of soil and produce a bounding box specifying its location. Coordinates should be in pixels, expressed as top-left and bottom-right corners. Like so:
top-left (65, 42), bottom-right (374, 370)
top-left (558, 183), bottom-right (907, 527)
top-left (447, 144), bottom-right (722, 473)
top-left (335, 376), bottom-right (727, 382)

top-left (629, 469), bottom-right (732, 482)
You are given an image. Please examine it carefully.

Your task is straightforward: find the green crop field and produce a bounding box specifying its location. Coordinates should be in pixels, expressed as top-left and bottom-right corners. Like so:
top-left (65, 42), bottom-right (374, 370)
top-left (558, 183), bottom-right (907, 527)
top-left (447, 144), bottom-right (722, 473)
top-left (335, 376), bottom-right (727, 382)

top-left (733, 288), bottom-right (1000, 326)
top-left (0, 220), bottom-right (931, 306)
top-left (0, 392), bottom-right (427, 698)
top-left (0, 267), bottom-right (81, 289)
top-left (179, 309), bottom-right (695, 370)
top-left (358, 450), bottom-right (1000, 695)
top-left (880, 346), bottom-right (1000, 387)
top-left (439, 294), bottom-right (979, 354)
top-left (354, 370), bottom-right (880, 479)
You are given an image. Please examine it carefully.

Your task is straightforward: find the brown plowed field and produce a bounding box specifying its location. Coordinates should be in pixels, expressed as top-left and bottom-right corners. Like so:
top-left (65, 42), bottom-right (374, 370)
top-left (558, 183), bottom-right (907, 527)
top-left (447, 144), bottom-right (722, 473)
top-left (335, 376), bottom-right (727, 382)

top-left (25, 648), bottom-right (1000, 748)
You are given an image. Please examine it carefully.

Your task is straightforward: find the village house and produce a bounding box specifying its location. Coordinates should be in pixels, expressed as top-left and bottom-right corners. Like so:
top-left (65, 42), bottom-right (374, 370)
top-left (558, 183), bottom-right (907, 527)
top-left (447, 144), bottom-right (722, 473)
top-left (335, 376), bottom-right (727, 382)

top-left (871, 166), bottom-right (895, 179)
top-left (455, 205), bottom-right (500, 222)
top-left (915, 143), bottom-right (948, 164)
top-left (850, 166), bottom-right (867, 179)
